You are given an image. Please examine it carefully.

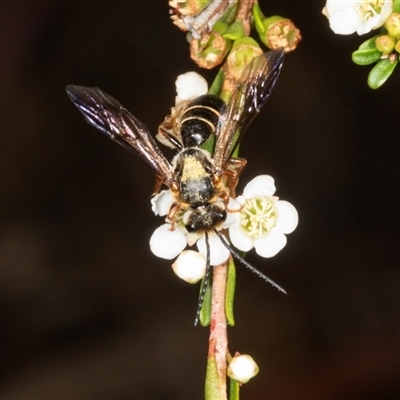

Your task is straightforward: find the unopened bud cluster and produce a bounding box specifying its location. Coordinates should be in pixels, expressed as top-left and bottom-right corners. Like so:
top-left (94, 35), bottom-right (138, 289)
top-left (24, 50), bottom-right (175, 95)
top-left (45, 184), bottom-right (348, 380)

top-left (169, 0), bottom-right (300, 68)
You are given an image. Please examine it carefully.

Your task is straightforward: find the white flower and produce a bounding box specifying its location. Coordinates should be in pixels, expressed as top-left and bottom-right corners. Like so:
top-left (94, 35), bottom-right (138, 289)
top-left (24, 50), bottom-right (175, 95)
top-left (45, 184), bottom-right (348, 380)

top-left (227, 354), bottom-right (259, 384)
top-left (228, 175), bottom-right (298, 258)
top-left (196, 230), bottom-right (230, 266)
top-left (149, 189), bottom-right (233, 276)
top-left (175, 71), bottom-right (208, 107)
top-left (172, 250), bottom-right (206, 283)
top-left (322, 0), bottom-right (393, 35)
top-left (149, 223), bottom-right (187, 260)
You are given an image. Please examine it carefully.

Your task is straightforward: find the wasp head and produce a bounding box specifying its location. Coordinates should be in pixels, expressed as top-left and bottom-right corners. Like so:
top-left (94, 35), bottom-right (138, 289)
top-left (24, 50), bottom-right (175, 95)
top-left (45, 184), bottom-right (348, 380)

top-left (182, 204), bottom-right (227, 233)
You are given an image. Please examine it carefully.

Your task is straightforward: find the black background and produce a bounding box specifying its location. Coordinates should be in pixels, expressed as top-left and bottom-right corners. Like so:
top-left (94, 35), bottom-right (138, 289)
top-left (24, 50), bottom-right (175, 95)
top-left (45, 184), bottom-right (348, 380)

top-left (1, 1), bottom-right (400, 399)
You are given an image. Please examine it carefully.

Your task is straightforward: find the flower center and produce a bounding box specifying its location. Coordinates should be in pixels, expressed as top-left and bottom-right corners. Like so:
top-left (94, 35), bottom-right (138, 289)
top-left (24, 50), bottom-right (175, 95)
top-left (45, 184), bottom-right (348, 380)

top-left (359, 0), bottom-right (384, 20)
top-left (240, 197), bottom-right (277, 238)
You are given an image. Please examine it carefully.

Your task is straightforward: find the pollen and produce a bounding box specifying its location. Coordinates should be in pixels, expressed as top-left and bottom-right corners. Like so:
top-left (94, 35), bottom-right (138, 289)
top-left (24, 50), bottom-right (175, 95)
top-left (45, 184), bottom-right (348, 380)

top-left (240, 197), bottom-right (277, 238)
top-left (181, 155), bottom-right (208, 182)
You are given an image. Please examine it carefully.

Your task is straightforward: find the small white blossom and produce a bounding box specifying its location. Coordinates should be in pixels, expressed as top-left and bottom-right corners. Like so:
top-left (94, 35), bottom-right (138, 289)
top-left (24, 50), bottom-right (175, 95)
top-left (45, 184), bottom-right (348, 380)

top-left (228, 175), bottom-right (298, 258)
top-left (149, 223), bottom-right (187, 260)
top-left (322, 0), bottom-right (393, 35)
top-left (172, 250), bottom-right (206, 283)
top-left (149, 189), bottom-right (233, 280)
top-left (175, 71), bottom-right (208, 106)
top-left (227, 354), bottom-right (259, 384)
top-left (196, 230), bottom-right (230, 266)
top-left (151, 190), bottom-right (175, 216)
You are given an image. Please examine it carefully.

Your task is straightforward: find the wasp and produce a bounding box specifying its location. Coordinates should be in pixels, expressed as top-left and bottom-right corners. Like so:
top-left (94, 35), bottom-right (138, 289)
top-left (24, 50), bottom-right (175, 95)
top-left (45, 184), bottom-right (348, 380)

top-left (66, 49), bottom-right (286, 325)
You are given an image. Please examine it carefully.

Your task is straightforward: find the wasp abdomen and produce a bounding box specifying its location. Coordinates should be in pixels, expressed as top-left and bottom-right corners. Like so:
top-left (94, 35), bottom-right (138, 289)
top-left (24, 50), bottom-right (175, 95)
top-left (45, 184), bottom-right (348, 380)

top-left (180, 94), bottom-right (226, 148)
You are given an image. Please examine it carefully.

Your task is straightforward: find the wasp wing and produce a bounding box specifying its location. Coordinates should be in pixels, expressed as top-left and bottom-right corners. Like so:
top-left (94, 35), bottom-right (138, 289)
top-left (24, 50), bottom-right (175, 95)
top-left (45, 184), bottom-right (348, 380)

top-left (66, 85), bottom-right (174, 184)
top-left (213, 48), bottom-right (284, 172)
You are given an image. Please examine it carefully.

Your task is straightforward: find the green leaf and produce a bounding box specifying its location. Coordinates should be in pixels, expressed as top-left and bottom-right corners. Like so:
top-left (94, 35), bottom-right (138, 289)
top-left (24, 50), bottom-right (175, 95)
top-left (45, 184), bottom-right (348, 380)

top-left (352, 48), bottom-right (382, 65)
top-left (252, 1), bottom-right (265, 34)
top-left (205, 356), bottom-right (220, 400)
top-left (226, 258), bottom-right (236, 326)
top-left (368, 57), bottom-right (398, 89)
top-left (393, 0), bottom-right (400, 13)
top-left (199, 277), bottom-right (212, 326)
top-left (358, 35), bottom-right (379, 50)
top-left (208, 68), bottom-right (225, 97)
top-left (229, 378), bottom-right (240, 400)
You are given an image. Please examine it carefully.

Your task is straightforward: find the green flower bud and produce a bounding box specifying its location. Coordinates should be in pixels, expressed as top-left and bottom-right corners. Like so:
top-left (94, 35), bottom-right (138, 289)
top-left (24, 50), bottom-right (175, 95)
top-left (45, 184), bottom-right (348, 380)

top-left (375, 34), bottom-right (396, 54)
top-left (227, 354), bottom-right (259, 384)
top-left (395, 38), bottom-right (400, 52)
top-left (256, 15), bottom-right (301, 52)
top-left (212, 20), bottom-right (229, 35)
top-left (190, 31), bottom-right (231, 69)
top-left (225, 37), bottom-right (263, 81)
top-left (385, 12), bottom-right (400, 37)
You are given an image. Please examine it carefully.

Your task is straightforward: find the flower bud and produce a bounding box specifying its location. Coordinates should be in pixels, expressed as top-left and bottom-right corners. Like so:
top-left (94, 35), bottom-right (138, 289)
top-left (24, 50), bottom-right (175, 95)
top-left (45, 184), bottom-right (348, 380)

top-left (190, 31), bottom-right (231, 69)
top-left (225, 37), bottom-right (263, 81)
top-left (175, 71), bottom-right (208, 106)
top-left (375, 34), bottom-right (396, 54)
top-left (257, 15), bottom-right (301, 52)
top-left (395, 38), bottom-right (400, 52)
top-left (169, 0), bottom-right (212, 31)
top-left (172, 250), bottom-right (206, 283)
top-left (169, 0), bottom-right (210, 17)
top-left (227, 354), bottom-right (259, 384)
top-left (385, 12), bottom-right (400, 37)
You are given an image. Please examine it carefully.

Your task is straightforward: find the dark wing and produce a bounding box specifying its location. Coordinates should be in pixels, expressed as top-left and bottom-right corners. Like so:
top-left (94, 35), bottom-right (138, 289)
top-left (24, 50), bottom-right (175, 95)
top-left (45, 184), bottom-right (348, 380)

top-left (66, 85), bottom-right (174, 184)
top-left (213, 48), bottom-right (284, 173)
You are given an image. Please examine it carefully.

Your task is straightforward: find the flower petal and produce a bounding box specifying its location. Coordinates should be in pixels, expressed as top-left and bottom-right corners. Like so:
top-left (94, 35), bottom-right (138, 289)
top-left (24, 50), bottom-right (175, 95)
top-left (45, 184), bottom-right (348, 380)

top-left (242, 175), bottom-right (276, 199)
top-left (149, 223), bottom-right (187, 260)
top-left (229, 225), bottom-right (254, 252)
top-left (151, 190), bottom-right (175, 216)
top-left (329, 7), bottom-right (361, 35)
top-left (172, 250), bottom-right (206, 283)
top-left (253, 230), bottom-right (287, 258)
top-left (223, 197), bottom-right (242, 229)
top-left (197, 231), bottom-right (230, 265)
top-left (275, 200), bottom-right (298, 234)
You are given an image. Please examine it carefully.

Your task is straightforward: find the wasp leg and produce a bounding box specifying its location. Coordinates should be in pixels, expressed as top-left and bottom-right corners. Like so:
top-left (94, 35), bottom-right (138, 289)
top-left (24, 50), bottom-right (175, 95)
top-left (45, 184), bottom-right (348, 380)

top-left (224, 157), bottom-right (247, 197)
top-left (152, 174), bottom-right (165, 196)
top-left (167, 203), bottom-right (181, 231)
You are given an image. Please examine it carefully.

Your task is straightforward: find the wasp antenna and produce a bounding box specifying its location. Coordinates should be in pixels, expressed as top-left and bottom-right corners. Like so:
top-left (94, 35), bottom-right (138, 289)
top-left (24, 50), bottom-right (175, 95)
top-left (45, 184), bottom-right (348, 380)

top-left (194, 232), bottom-right (212, 326)
top-left (214, 230), bottom-right (287, 295)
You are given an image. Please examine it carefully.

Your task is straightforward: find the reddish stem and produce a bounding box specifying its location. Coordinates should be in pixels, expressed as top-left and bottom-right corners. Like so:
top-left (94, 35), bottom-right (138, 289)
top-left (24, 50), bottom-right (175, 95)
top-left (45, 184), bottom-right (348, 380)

top-left (208, 261), bottom-right (228, 399)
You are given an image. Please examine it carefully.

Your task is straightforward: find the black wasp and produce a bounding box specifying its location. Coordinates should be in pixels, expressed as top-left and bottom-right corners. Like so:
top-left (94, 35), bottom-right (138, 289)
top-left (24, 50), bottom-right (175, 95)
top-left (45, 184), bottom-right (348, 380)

top-left (66, 48), bottom-right (286, 325)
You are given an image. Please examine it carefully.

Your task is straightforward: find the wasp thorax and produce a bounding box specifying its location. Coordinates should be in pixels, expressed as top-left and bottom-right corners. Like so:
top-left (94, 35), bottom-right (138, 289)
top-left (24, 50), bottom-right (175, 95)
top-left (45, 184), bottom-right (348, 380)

top-left (174, 148), bottom-right (216, 208)
top-left (180, 94), bottom-right (226, 148)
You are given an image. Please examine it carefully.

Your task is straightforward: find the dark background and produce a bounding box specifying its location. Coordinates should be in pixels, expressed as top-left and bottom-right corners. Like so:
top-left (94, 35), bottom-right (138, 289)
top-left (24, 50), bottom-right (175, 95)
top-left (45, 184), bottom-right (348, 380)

top-left (1, 1), bottom-right (400, 399)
